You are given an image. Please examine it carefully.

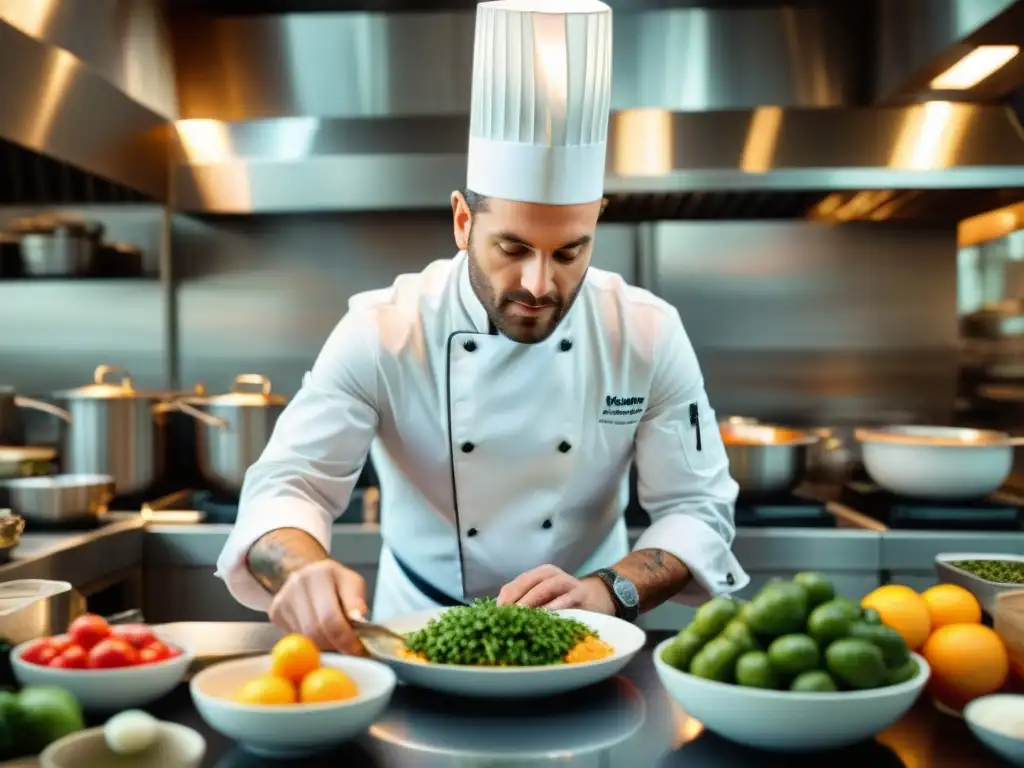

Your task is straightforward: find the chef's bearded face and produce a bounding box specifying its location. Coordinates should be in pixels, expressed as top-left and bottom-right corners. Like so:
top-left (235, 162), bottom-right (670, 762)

top-left (451, 190), bottom-right (602, 344)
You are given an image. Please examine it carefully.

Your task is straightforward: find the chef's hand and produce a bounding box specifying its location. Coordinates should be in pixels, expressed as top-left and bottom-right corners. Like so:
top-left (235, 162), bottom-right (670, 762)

top-left (497, 564), bottom-right (616, 614)
top-left (267, 560), bottom-right (369, 655)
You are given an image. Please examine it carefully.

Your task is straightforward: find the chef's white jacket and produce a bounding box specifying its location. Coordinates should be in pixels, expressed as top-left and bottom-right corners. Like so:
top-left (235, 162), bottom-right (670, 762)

top-left (216, 250), bottom-right (749, 620)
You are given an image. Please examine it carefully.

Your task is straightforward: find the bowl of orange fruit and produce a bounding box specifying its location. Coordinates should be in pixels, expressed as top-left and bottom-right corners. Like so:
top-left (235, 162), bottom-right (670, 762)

top-left (189, 633), bottom-right (396, 758)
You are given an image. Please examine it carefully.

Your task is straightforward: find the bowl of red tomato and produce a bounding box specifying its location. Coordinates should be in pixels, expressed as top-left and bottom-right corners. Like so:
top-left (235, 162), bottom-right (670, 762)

top-left (11, 614), bottom-right (192, 711)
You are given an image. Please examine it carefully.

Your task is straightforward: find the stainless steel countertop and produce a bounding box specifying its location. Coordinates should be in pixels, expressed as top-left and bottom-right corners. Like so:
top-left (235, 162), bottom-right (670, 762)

top-left (5, 517), bottom-right (1023, 587)
top-left (131, 626), bottom-right (1002, 768)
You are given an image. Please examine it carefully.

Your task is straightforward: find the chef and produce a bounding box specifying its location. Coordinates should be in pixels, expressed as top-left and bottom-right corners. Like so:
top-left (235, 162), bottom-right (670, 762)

top-left (215, 0), bottom-right (749, 653)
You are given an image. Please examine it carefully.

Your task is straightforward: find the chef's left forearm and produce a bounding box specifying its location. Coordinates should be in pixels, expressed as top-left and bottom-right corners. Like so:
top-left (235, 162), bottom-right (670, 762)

top-left (610, 548), bottom-right (691, 613)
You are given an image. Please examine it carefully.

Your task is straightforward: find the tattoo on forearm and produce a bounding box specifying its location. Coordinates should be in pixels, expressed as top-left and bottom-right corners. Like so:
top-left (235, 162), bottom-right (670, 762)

top-left (636, 549), bottom-right (666, 573)
top-left (246, 528), bottom-right (329, 595)
top-left (613, 548), bottom-right (690, 613)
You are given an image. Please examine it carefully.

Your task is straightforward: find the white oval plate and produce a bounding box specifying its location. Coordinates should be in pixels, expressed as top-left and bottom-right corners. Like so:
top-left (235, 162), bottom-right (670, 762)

top-left (367, 608), bottom-right (646, 699)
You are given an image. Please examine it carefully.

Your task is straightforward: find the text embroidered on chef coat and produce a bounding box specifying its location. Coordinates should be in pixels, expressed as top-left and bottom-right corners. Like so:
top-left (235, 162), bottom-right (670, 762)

top-left (600, 395), bottom-right (646, 424)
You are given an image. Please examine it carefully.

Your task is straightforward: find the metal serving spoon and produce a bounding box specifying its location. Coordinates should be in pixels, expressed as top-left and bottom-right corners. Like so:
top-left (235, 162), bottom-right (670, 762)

top-left (348, 614), bottom-right (408, 658)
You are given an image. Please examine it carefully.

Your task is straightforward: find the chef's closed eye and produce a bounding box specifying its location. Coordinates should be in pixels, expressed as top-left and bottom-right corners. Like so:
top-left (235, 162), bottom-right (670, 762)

top-left (498, 241), bottom-right (529, 257)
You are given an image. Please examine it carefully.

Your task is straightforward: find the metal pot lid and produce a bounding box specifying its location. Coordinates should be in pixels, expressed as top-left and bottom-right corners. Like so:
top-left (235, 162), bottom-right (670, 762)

top-left (56, 364), bottom-right (164, 399)
top-left (192, 374), bottom-right (288, 406)
top-left (855, 425), bottom-right (1020, 447)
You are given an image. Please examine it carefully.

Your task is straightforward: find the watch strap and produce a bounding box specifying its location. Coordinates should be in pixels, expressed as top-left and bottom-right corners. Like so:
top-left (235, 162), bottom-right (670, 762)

top-left (590, 567), bottom-right (640, 623)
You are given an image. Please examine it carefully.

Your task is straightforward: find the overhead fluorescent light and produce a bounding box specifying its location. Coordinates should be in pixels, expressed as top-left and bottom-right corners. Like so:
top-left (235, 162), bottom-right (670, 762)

top-left (930, 45), bottom-right (1020, 90)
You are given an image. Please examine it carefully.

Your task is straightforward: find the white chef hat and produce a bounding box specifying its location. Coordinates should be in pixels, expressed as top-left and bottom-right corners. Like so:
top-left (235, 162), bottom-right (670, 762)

top-left (466, 0), bottom-right (613, 206)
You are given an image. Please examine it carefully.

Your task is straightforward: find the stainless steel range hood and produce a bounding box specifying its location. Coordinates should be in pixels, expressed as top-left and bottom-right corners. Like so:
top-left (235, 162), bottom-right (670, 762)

top-left (0, 0), bottom-right (176, 202)
top-left (166, 4), bottom-right (1024, 218)
top-left (169, 105), bottom-right (1024, 218)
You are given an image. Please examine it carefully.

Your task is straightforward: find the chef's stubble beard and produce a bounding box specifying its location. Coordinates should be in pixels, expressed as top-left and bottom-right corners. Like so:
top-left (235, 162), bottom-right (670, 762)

top-left (466, 238), bottom-right (585, 345)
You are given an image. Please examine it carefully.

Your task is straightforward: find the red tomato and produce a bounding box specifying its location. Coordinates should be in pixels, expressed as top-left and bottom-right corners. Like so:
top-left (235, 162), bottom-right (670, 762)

top-left (68, 614), bottom-right (111, 651)
top-left (140, 640), bottom-right (171, 661)
top-left (35, 646), bottom-right (59, 666)
top-left (87, 638), bottom-right (138, 669)
top-left (20, 639), bottom-right (53, 665)
top-left (51, 645), bottom-right (88, 669)
top-left (47, 635), bottom-right (72, 654)
top-left (112, 624), bottom-right (156, 650)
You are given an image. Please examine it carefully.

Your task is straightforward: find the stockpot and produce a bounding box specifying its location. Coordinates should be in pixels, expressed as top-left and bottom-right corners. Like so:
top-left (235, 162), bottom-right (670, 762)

top-left (0, 386), bottom-right (71, 445)
top-left (173, 374), bottom-right (288, 497)
top-left (54, 365), bottom-right (172, 496)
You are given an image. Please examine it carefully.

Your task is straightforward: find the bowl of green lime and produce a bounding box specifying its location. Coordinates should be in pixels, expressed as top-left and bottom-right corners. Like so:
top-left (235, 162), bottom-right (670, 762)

top-left (653, 573), bottom-right (930, 752)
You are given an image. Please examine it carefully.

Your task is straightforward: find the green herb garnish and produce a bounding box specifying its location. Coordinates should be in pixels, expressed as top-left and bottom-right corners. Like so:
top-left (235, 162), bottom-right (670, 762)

top-left (951, 560), bottom-right (1024, 585)
top-left (404, 598), bottom-right (595, 666)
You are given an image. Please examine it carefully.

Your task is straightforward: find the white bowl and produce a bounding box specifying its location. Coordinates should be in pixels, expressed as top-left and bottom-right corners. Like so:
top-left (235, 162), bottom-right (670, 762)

top-left (40, 722), bottom-right (206, 768)
top-left (190, 653), bottom-right (396, 758)
top-left (856, 426), bottom-right (1014, 500)
top-left (368, 608), bottom-right (646, 699)
top-left (11, 641), bottom-right (191, 711)
top-left (653, 638), bottom-right (930, 752)
top-left (964, 694), bottom-right (1024, 766)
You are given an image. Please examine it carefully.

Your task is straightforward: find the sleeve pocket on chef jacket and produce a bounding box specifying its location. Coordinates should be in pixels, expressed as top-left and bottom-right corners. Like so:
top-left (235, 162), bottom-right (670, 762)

top-left (678, 394), bottom-right (725, 476)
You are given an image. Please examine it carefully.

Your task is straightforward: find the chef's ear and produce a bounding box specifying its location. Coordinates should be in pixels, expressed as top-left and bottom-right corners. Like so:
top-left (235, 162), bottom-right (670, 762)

top-left (451, 191), bottom-right (472, 251)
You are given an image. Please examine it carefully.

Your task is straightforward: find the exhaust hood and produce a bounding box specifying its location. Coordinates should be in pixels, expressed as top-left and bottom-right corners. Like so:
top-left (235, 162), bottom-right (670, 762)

top-left (0, 0), bottom-right (175, 203)
top-left (169, 105), bottom-right (1024, 219)
top-left (166, 4), bottom-right (1024, 218)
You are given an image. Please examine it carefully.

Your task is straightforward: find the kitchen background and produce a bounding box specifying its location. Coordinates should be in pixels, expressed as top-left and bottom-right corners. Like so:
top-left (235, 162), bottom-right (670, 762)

top-left (1, 0), bottom-right (1024, 625)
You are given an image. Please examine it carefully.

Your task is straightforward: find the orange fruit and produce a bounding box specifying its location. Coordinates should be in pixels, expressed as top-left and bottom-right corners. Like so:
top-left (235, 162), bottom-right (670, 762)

top-left (270, 634), bottom-right (320, 683)
top-left (922, 623), bottom-right (1009, 710)
top-left (299, 667), bottom-right (360, 704)
top-left (861, 585), bottom-right (932, 651)
top-left (235, 674), bottom-right (296, 705)
top-left (921, 584), bottom-right (982, 629)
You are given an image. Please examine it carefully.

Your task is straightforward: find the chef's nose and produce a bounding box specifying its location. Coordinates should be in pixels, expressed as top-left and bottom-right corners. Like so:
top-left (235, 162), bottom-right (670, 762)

top-left (520, 254), bottom-right (554, 298)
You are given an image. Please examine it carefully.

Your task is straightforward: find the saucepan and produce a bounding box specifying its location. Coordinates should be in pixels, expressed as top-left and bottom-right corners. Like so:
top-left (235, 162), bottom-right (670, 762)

top-left (167, 374), bottom-right (288, 497)
top-left (719, 421), bottom-right (820, 496)
top-left (0, 474), bottom-right (115, 524)
top-left (855, 426), bottom-right (1024, 501)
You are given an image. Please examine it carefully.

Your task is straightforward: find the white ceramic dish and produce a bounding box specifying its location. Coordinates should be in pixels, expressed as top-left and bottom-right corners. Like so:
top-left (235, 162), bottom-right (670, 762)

top-left (40, 722), bottom-right (206, 768)
top-left (964, 694), bottom-right (1024, 766)
top-left (368, 607), bottom-right (646, 699)
top-left (935, 553), bottom-right (1024, 614)
top-left (190, 653), bottom-right (396, 758)
top-left (855, 426), bottom-right (1020, 500)
top-left (653, 638), bottom-right (930, 752)
top-left (11, 641), bottom-right (191, 711)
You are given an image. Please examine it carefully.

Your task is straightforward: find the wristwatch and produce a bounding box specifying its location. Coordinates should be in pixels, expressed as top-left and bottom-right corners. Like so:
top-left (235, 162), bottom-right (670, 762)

top-left (589, 568), bottom-right (640, 623)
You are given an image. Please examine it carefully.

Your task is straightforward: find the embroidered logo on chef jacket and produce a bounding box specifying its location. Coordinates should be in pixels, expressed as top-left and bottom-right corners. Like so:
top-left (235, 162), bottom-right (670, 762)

top-left (600, 395), bottom-right (646, 425)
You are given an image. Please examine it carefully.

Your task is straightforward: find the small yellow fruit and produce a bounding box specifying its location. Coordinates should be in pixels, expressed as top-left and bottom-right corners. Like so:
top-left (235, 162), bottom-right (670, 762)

top-left (921, 584), bottom-right (982, 629)
top-left (270, 634), bottom-right (321, 684)
top-left (861, 585), bottom-right (932, 651)
top-left (235, 674), bottom-right (296, 705)
top-left (299, 667), bottom-right (360, 704)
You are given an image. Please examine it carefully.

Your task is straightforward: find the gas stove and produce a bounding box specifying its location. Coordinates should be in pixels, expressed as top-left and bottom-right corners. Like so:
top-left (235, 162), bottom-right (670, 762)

top-left (734, 492), bottom-right (836, 528)
top-left (840, 480), bottom-right (1023, 531)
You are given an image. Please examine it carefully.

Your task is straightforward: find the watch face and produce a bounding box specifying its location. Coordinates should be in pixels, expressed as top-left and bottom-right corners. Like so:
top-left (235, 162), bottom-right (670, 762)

top-left (614, 577), bottom-right (640, 609)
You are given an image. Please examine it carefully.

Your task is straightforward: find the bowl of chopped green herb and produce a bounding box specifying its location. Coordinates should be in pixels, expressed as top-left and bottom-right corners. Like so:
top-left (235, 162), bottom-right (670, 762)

top-left (365, 599), bottom-right (646, 698)
top-left (935, 554), bottom-right (1024, 614)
